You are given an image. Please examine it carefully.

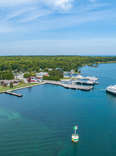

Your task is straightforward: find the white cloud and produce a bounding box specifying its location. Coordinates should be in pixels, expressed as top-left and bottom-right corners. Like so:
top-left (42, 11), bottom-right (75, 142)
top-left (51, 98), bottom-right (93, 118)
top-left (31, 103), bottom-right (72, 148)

top-left (6, 8), bottom-right (35, 21)
top-left (0, 0), bottom-right (74, 10)
top-left (0, 0), bottom-right (114, 36)
top-left (19, 9), bottom-right (51, 23)
top-left (29, 9), bottom-right (115, 32)
top-left (42, 0), bottom-right (74, 10)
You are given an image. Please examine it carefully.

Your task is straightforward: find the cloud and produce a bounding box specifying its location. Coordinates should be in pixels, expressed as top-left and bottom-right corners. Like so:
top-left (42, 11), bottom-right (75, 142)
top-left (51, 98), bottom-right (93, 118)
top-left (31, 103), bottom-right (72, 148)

top-left (0, 0), bottom-right (115, 55)
top-left (0, 0), bottom-right (114, 33)
top-left (0, 0), bottom-right (74, 10)
top-left (18, 9), bottom-right (51, 23)
top-left (29, 8), bottom-right (115, 32)
top-left (0, 0), bottom-right (75, 25)
top-left (6, 8), bottom-right (35, 21)
top-left (42, 0), bottom-right (74, 10)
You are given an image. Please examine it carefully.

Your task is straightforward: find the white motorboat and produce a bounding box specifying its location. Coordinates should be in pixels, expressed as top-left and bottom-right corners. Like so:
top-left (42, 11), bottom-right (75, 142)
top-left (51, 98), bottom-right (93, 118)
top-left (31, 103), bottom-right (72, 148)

top-left (106, 85), bottom-right (116, 95)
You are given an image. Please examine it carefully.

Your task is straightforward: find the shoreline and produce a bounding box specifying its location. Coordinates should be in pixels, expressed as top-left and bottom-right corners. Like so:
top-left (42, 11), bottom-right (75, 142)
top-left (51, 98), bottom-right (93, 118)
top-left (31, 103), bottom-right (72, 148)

top-left (0, 80), bottom-right (94, 94)
top-left (2, 61), bottom-right (114, 94)
top-left (0, 82), bottom-right (46, 94)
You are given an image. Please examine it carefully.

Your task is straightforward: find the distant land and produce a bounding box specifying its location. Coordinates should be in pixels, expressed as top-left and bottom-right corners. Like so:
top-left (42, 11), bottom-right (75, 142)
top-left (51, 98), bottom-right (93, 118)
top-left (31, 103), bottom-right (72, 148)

top-left (0, 56), bottom-right (116, 72)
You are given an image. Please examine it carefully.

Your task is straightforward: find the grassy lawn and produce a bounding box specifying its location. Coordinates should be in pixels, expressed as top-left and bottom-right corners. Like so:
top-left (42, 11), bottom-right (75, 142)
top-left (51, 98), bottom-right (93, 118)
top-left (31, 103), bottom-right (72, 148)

top-left (0, 82), bottom-right (38, 93)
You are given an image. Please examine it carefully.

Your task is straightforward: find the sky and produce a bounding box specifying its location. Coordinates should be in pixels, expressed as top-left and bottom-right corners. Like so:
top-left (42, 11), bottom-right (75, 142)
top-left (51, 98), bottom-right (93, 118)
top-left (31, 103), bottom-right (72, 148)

top-left (0, 0), bottom-right (116, 55)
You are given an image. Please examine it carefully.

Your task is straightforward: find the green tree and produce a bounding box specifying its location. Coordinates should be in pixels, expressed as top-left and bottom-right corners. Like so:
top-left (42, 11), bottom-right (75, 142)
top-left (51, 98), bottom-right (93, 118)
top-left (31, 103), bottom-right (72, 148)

top-left (24, 73), bottom-right (31, 78)
top-left (10, 82), bottom-right (13, 88)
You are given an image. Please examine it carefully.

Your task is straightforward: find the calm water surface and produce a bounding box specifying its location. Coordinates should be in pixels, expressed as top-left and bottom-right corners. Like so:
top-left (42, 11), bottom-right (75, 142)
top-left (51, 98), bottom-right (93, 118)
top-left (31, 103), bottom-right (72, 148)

top-left (0, 63), bottom-right (116, 156)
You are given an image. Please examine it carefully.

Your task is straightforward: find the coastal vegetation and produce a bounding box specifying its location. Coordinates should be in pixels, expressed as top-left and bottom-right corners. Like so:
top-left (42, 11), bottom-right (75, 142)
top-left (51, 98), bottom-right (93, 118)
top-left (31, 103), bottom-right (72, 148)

top-left (43, 70), bottom-right (63, 81)
top-left (24, 72), bottom-right (36, 78)
top-left (0, 55), bottom-right (115, 93)
top-left (0, 56), bottom-right (116, 73)
top-left (0, 71), bottom-right (14, 80)
top-left (0, 56), bottom-right (116, 81)
top-left (0, 81), bottom-right (38, 93)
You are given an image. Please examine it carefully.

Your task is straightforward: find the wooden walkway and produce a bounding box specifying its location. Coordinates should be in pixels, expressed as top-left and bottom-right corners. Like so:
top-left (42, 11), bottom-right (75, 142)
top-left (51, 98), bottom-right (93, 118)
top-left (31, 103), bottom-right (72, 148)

top-left (5, 91), bottom-right (23, 97)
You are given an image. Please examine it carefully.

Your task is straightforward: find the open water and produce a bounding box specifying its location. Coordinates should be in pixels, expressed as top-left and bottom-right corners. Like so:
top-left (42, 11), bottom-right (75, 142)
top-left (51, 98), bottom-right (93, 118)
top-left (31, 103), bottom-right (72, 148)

top-left (0, 63), bottom-right (116, 156)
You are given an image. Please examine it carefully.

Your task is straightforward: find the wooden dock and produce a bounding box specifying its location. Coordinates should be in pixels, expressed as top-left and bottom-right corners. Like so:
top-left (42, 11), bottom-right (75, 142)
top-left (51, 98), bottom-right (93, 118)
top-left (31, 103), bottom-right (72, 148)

top-left (5, 91), bottom-right (23, 97)
top-left (72, 80), bottom-right (96, 85)
top-left (62, 84), bottom-right (93, 91)
top-left (44, 81), bottom-right (93, 91)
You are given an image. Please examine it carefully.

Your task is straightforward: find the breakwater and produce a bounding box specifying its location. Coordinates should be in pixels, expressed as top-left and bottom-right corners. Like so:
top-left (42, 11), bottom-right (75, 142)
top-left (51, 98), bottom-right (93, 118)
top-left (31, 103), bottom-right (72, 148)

top-left (5, 91), bottom-right (23, 97)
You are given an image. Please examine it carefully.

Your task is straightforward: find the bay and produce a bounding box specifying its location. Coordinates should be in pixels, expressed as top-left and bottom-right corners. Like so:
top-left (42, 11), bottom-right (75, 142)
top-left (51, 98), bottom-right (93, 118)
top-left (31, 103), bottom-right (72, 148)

top-left (0, 63), bottom-right (116, 156)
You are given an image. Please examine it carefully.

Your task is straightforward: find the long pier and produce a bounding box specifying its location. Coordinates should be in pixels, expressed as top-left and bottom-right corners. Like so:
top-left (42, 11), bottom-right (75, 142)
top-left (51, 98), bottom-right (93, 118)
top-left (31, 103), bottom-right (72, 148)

top-left (44, 81), bottom-right (93, 91)
top-left (5, 91), bottom-right (23, 97)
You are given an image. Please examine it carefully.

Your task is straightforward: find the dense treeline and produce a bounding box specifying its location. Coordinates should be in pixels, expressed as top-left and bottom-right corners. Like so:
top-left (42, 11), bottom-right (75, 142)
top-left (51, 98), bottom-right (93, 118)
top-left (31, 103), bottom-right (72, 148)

top-left (0, 56), bottom-right (116, 73)
top-left (0, 71), bottom-right (14, 80)
top-left (43, 70), bottom-right (63, 81)
top-left (24, 72), bottom-right (36, 78)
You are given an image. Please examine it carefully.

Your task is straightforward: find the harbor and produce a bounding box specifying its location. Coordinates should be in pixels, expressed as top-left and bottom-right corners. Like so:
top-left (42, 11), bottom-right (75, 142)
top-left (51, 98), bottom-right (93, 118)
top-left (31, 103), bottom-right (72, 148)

top-left (2, 80), bottom-right (95, 95)
top-left (0, 63), bottom-right (116, 156)
top-left (1, 78), bottom-right (96, 97)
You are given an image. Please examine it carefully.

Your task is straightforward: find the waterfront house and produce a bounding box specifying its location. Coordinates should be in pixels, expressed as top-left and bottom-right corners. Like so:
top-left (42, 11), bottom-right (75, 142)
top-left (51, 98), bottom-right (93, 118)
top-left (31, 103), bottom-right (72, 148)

top-left (28, 77), bottom-right (38, 83)
top-left (0, 80), bottom-right (10, 86)
top-left (14, 73), bottom-right (24, 80)
top-left (0, 80), bottom-right (18, 87)
top-left (23, 78), bottom-right (28, 84)
top-left (48, 68), bottom-right (53, 71)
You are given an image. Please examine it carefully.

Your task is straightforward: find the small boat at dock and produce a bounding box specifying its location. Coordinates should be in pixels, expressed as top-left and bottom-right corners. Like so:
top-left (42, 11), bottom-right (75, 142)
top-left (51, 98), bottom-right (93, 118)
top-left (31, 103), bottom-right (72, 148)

top-left (72, 125), bottom-right (79, 143)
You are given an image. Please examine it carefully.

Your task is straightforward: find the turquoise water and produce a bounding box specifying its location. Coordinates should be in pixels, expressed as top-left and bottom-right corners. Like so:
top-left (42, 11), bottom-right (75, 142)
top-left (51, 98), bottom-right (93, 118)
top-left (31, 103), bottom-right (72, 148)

top-left (0, 63), bottom-right (116, 156)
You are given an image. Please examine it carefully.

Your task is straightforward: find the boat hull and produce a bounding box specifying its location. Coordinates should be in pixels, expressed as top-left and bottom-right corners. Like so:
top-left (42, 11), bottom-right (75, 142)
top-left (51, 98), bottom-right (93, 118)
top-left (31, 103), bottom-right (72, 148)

top-left (106, 85), bottom-right (116, 95)
top-left (106, 89), bottom-right (116, 95)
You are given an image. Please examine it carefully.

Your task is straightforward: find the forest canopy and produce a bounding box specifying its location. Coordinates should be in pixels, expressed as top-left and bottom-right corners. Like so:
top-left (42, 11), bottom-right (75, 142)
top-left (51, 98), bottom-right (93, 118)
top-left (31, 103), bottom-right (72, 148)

top-left (0, 56), bottom-right (116, 73)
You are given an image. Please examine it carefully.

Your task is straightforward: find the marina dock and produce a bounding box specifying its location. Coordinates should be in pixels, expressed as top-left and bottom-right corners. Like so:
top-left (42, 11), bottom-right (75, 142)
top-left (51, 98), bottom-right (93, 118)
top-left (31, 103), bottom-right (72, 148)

top-left (44, 81), bottom-right (93, 91)
top-left (5, 91), bottom-right (23, 97)
top-left (72, 80), bottom-right (97, 85)
top-left (62, 84), bottom-right (93, 91)
top-left (3, 80), bottom-right (94, 97)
